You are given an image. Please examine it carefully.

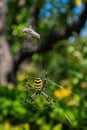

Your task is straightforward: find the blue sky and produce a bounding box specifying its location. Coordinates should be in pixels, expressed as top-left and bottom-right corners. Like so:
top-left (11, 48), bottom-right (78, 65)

top-left (39, 0), bottom-right (87, 37)
top-left (80, 20), bottom-right (87, 37)
top-left (6, 0), bottom-right (87, 37)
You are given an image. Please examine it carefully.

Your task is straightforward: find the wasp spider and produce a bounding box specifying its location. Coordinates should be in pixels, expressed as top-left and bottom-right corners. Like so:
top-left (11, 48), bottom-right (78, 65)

top-left (24, 71), bottom-right (55, 103)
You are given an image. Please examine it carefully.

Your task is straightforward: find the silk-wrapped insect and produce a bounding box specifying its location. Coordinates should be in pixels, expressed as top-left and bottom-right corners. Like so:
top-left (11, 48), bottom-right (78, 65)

top-left (23, 25), bottom-right (40, 39)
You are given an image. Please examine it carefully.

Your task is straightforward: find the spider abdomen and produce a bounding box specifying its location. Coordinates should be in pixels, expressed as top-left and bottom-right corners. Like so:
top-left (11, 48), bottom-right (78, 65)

top-left (34, 77), bottom-right (43, 89)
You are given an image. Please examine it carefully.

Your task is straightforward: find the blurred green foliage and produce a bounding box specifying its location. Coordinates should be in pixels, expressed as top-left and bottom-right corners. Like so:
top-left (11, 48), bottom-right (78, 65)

top-left (1, 36), bottom-right (87, 128)
top-left (0, 0), bottom-right (87, 130)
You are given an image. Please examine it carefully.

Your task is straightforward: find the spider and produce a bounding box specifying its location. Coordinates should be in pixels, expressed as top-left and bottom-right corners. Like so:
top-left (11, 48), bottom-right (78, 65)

top-left (24, 72), bottom-right (73, 124)
top-left (24, 71), bottom-right (55, 103)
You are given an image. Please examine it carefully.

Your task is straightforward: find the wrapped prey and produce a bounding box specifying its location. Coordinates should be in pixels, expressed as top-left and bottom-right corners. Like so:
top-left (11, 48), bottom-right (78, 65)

top-left (23, 25), bottom-right (40, 39)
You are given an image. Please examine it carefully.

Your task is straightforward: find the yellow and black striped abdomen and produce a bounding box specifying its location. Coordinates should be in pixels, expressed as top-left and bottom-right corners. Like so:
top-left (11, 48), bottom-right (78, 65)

top-left (34, 77), bottom-right (43, 89)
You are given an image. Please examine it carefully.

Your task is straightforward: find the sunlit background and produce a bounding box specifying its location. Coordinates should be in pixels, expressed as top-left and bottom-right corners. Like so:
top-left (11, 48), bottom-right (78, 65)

top-left (0, 0), bottom-right (87, 130)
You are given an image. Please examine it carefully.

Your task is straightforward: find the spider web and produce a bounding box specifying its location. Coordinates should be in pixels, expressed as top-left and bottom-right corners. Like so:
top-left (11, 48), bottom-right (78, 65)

top-left (38, 71), bottom-right (87, 124)
top-left (22, 70), bottom-right (86, 125)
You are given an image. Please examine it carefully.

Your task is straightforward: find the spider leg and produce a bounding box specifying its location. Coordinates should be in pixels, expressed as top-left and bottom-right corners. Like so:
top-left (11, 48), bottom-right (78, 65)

top-left (24, 73), bottom-right (33, 90)
top-left (25, 93), bottom-right (37, 103)
top-left (41, 91), bottom-right (54, 103)
top-left (30, 92), bottom-right (37, 100)
top-left (43, 71), bottom-right (48, 89)
top-left (24, 83), bottom-right (33, 90)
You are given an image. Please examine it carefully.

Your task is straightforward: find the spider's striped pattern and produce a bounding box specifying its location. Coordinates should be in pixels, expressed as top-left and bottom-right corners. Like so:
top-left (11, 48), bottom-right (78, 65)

top-left (24, 71), bottom-right (55, 103)
top-left (24, 71), bottom-right (73, 124)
